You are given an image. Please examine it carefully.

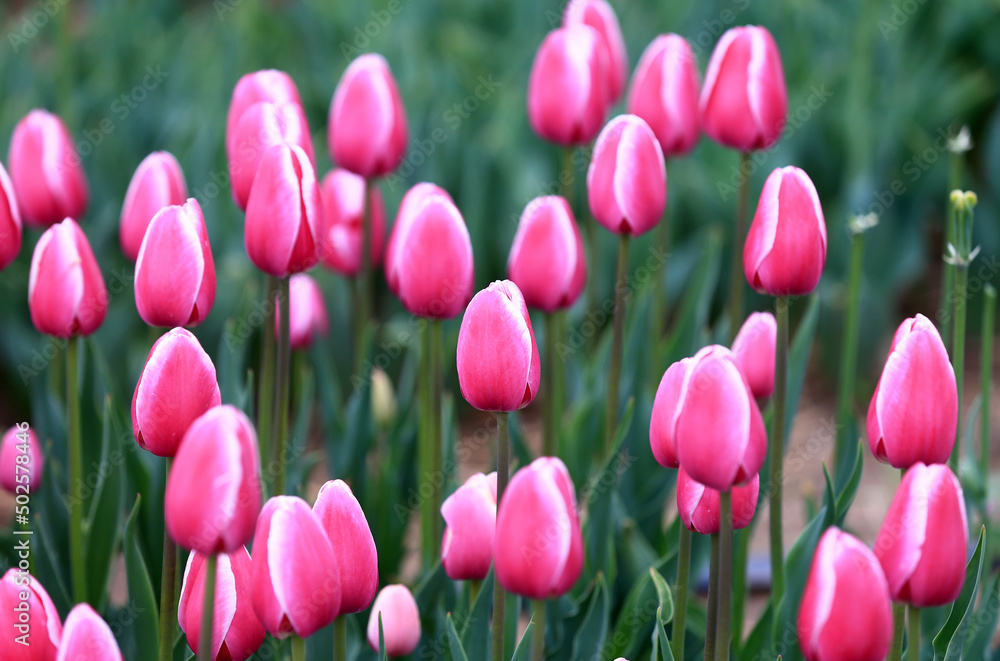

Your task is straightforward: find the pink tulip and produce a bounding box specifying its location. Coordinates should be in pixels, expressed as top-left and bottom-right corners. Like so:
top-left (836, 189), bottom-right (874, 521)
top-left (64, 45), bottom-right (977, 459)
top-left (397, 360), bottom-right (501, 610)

top-left (251, 496), bottom-right (340, 638)
top-left (226, 69), bottom-right (304, 163)
top-left (668, 345), bottom-right (767, 492)
top-left (649, 358), bottom-right (690, 469)
top-left (312, 479), bottom-right (379, 615)
top-left (0, 569), bottom-right (61, 660)
top-left (131, 328), bottom-right (222, 457)
top-left (527, 25), bottom-right (610, 146)
top-left (798, 528), bottom-right (893, 661)
top-left (874, 463), bottom-right (968, 607)
top-left (319, 168), bottom-right (386, 276)
top-left (229, 101), bottom-right (314, 211)
top-left (457, 280), bottom-right (540, 412)
top-left (135, 198), bottom-right (216, 327)
top-left (867, 314), bottom-right (957, 469)
top-left (507, 196), bottom-right (587, 312)
top-left (384, 183), bottom-right (474, 319)
top-left (495, 457), bottom-right (583, 600)
top-left (119, 151), bottom-right (188, 261)
top-left (8, 109), bottom-right (88, 227)
top-left (441, 472), bottom-right (498, 581)
top-left (28, 218), bottom-right (107, 338)
top-left (56, 604), bottom-right (123, 661)
top-left (677, 468), bottom-right (759, 535)
top-left (165, 405), bottom-right (261, 554)
top-left (244, 143), bottom-right (324, 277)
top-left (731, 311), bottom-right (777, 400)
top-left (587, 114), bottom-right (667, 236)
top-left (329, 54), bottom-right (409, 179)
top-left (563, 0), bottom-right (627, 102)
top-left (366, 585), bottom-right (421, 657)
top-left (0, 161), bottom-right (22, 271)
top-left (178, 547), bottom-right (265, 661)
top-left (699, 26), bottom-right (787, 152)
top-left (275, 273), bottom-right (329, 350)
top-left (626, 34), bottom-right (701, 157)
top-left (0, 425), bottom-right (42, 494)
top-left (744, 166), bottom-right (827, 296)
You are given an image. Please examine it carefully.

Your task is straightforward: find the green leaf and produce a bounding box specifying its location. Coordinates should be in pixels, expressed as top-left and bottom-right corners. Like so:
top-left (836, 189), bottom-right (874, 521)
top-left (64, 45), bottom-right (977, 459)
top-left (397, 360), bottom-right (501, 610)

top-left (932, 526), bottom-right (986, 661)
top-left (834, 441), bottom-right (864, 525)
top-left (650, 567), bottom-right (674, 625)
top-left (663, 228), bottom-right (722, 362)
top-left (571, 573), bottom-right (610, 658)
top-left (785, 295), bottom-right (820, 439)
top-left (510, 621), bottom-right (534, 661)
top-left (655, 607), bottom-right (674, 661)
top-left (84, 396), bottom-right (123, 608)
top-left (603, 563), bottom-right (660, 659)
top-left (413, 562), bottom-right (448, 615)
top-left (379, 614), bottom-right (388, 661)
top-left (123, 495), bottom-right (159, 655)
top-left (962, 573), bottom-right (999, 661)
top-left (446, 613), bottom-right (471, 661)
top-left (460, 572), bottom-right (494, 660)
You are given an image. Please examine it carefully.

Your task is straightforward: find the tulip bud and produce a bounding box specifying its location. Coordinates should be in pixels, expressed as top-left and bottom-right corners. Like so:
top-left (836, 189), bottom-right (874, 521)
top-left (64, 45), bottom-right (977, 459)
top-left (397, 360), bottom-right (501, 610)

top-left (226, 69), bottom-right (304, 162)
top-left (649, 358), bottom-right (690, 469)
top-left (507, 196), bottom-right (587, 312)
top-left (528, 25), bottom-right (610, 146)
top-left (495, 457), bottom-right (583, 599)
top-left (699, 26), bottom-right (787, 152)
top-left (626, 34), bottom-right (701, 157)
top-left (441, 472), bottom-right (498, 581)
top-left (743, 166), bottom-right (827, 296)
top-left (56, 604), bottom-right (123, 661)
top-left (178, 547), bottom-right (265, 661)
top-left (244, 143), bottom-right (324, 277)
top-left (319, 168), bottom-right (386, 276)
top-left (588, 114), bottom-right (667, 236)
top-left (0, 426), bottom-right (42, 494)
top-left (874, 463), bottom-right (967, 607)
top-left (563, 0), bottom-right (627, 102)
top-left (457, 280), bottom-right (540, 412)
top-left (384, 183), bottom-right (474, 319)
top-left (366, 585), bottom-right (421, 657)
top-left (668, 345), bottom-right (767, 492)
top-left (119, 151), bottom-right (188, 261)
top-left (251, 496), bottom-right (341, 638)
top-left (0, 161), bottom-right (22, 271)
top-left (0, 569), bottom-right (61, 660)
top-left (731, 311), bottom-right (777, 400)
top-left (867, 314), bottom-right (957, 468)
top-left (312, 479), bottom-right (379, 614)
top-left (798, 528), bottom-right (893, 661)
top-left (29, 218), bottom-right (107, 338)
top-left (165, 405), bottom-right (261, 554)
top-left (8, 109), bottom-right (89, 227)
top-left (135, 198), bottom-right (216, 327)
top-left (371, 367), bottom-right (398, 429)
top-left (275, 273), bottom-right (329, 350)
top-left (677, 468), bottom-right (759, 535)
top-left (329, 54), bottom-right (409, 179)
top-left (132, 328), bottom-right (222, 457)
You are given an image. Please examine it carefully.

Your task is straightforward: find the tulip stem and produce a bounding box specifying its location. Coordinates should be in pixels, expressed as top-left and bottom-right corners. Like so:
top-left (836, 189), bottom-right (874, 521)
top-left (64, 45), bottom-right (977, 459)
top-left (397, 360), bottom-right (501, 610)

top-left (158, 459), bottom-right (178, 661)
top-left (981, 285), bottom-right (995, 507)
top-left (716, 492), bottom-right (733, 661)
top-left (672, 523), bottom-right (691, 661)
top-left (907, 606), bottom-right (920, 661)
top-left (197, 554), bottom-right (217, 661)
top-left (606, 234), bottom-right (630, 453)
top-left (291, 635), bottom-right (306, 661)
top-left (835, 229), bottom-right (865, 478)
top-left (889, 603), bottom-right (904, 661)
top-left (705, 533), bottom-right (719, 661)
top-left (493, 411), bottom-right (510, 661)
top-left (951, 262), bottom-right (968, 472)
top-left (770, 296), bottom-right (789, 607)
top-left (728, 151), bottom-right (751, 342)
top-left (259, 274), bottom-right (278, 495)
top-left (272, 276), bottom-right (291, 495)
top-left (470, 579), bottom-right (482, 607)
top-left (543, 313), bottom-right (558, 457)
top-left (531, 599), bottom-right (546, 661)
top-left (67, 335), bottom-right (87, 604)
top-left (356, 178), bottom-right (374, 376)
top-left (334, 615), bottom-right (347, 661)
top-left (431, 320), bottom-right (444, 558)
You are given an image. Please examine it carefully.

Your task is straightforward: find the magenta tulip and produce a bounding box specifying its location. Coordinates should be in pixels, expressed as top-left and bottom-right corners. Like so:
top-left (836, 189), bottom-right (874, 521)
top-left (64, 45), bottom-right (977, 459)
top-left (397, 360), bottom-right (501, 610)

top-left (319, 168), bottom-right (386, 276)
top-left (56, 604), bottom-right (123, 661)
top-left (649, 358), bottom-right (690, 469)
top-left (0, 425), bottom-right (42, 494)
top-left (563, 0), bottom-right (627, 102)
top-left (731, 311), bottom-right (777, 400)
top-left (312, 479), bottom-right (379, 615)
top-left (226, 69), bottom-right (304, 163)
top-left (119, 151), bottom-right (187, 261)
top-left (441, 471), bottom-right (497, 581)
top-left (677, 468), bottom-right (759, 535)
top-left (627, 34), bottom-right (701, 156)
top-left (0, 161), bottom-right (22, 271)
top-left (0, 569), bottom-right (61, 660)
top-left (366, 585), bottom-right (421, 657)
top-left (699, 26), bottom-right (787, 152)
top-left (275, 273), bottom-right (329, 350)
top-left (28, 218), bottom-right (107, 338)
top-left (798, 528), bottom-right (893, 661)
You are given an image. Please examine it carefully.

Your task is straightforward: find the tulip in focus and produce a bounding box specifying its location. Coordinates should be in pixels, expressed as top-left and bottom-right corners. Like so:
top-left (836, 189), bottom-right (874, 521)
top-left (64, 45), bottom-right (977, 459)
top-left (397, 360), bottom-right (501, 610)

top-left (119, 151), bottom-right (187, 260)
top-left (507, 196), bottom-right (586, 312)
top-left (226, 69), bottom-right (304, 163)
top-left (312, 479), bottom-right (379, 615)
top-left (874, 463), bottom-right (968, 607)
top-left (563, 0), bottom-right (627, 102)
top-left (275, 273), bottom-right (329, 350)
top-left (135, 198), bottom-right (216, 327)
top-left (0, 425), bottom-right (43, 494)
top-left (165, 405), bottom-right (261, 554)
top-left (677, 468), bottom-right (759, 535)
top-left (29, 217), bottom-right (107, 338)
top-left (329, 54), bottom-right (409, 179)
top-left (743, 166), bottom-right (827, 296)
top-left (132, 328), bottom-right (222, 457)
top-left (731, 311), bottom-right (777, 400)
top-left (588, 114), bottom-right (667, 236)
top-left (699, 26), bottom-right (787, 152)
top-left (649, 358), bottom-right (689, 469)
top-left (495, 457), bottom-right (583, 599)
top-left (178, 547), bottom-right (265, 661)
top-left (0, 161), bottom-right (22, 271)
top-left (867, 314), bottom-right (957, 469)
top-left (441, 472), bottom-right (497, 581)
top-left (8, 109), bottom-right (89, 227)
top-left (0, 569), bottom-right (61, 660)
top-left (626, 34), bottom-right (701, 156)
top-left (798, 528), bottom-right (893, 661)
top-left (319, 168), bottom-right (386, 276)
top-left (367, 584), bottom-right (421, 657)
top-left (457, 280), bottom-right (540, 412)
top-left (56, 604), bottom-right (123, 661)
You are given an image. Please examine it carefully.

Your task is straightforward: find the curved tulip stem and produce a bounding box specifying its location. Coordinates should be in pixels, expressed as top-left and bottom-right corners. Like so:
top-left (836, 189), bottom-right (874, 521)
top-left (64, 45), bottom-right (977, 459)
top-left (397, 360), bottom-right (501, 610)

top-left (728, 151), bottom-right (751, 342)
top-left (981, 286), bottom-right (995, 508)
top-left (769, 296), bottom-right (789, 607)
top-left (704, 533), bottom-right (719, 661)
top-left (671, 523), bottom-right (691, 661)
top-left (907, 606), bottom-right (920, 661)
top-left (889, 603), bottom-right (905, 661)
top-left (334, 615), bottom-right (347, 661)
top-left (197, 554), bottom-right (217, 661)
top-left (272, 276), bottom-right (291, 495)
top-left (418, 322), bottom-right (443, 569)
top-left (951, 263), bottom-right (968, 471)
top-left (158, 458), bottom-right (178, 661)
top-left (259, 274), bottom-right (278, 495)
top-left (606, 234), bottom-right (630, 453)
top-left (493, 411), bottom-right (510, 661)
top-left (291, 635), bottom-right (306, 661)
top-left (835, 230), bottom-right (865, 477)
top-left (716, 492), bottom-right (733, 661)
top-left (531, 599), bottom-right (546, 661)
top-left (543, 313), bottom-right (558, 457)
top-left (356, 178), bottom-right (374, 376)
top-left (67, 335), bottom-right (87, 604)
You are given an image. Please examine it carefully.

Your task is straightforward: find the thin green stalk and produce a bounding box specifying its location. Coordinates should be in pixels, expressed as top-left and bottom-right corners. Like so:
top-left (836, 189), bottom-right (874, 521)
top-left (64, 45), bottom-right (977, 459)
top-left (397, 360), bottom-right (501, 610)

top-left (543, 313), bottom-right (557, 457)
top-left (716, 492), bottom-right (733, 661)
top-left (672, 523), bottom-right (691, 661)
top-left (554, 311), bottom-right (566, 454)
top-left (889, 603), bottom-right (904, 661)
top-left (952, 264), bottom-right (968, 471)
top-left (770, 296), bottom-right (789, 605)
top-left (650, 161), bottom-right (670, 342)
top-left (259, 274), bottom-right (278, 495)
top-left (470, 580), bottom-right (482, 608)
top-left (981, 285), bottom-right (996, 506)
top-left (728, 151), bottom-right (751, 342)
top-left (198, 554), bottom-right (218, 661)
top-left (561, 147), bottom-right (575, 207)
top-left (419, 329), bottom-right (433, 568)
top-left (731, 529), bottom-right (749, 651)
top-left (704, 534), bottom-right (719, 661)
top-left (941, 150), bottom-right (963, 348)
top-left (271, 277), bottom-right (291, 495)
top-left (493, 412), bottom-right (510, 661)
top-left (907, 606), bottom-right (920, 661)
top-left (291, 635), bottom-right (306, 661)
top-left (835, 232), bottom-right (865, 474)
top-left (531, 599), bottom-right (546, 661)
top-left (356, 178), bottom-right (373, 375)
top-left (430, 320), bottom-right (444, 559)
top-left (606, 235), bottom-right (630, 452)
top-left (158, 458), bottom-right (178, 661)
top-left (334, 615), bottom-right (347, 661)
top-left (67, 336), bottom-right (87, 603)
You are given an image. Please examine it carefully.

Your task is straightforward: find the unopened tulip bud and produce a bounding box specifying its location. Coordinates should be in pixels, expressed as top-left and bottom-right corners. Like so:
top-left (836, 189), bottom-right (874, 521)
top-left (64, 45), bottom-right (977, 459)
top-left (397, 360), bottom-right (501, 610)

top-left (0, 569), bottom-right (61, 660)
top-left (627, 35), bottom-right (701, 156)
top-left (731, 311), bottom-right (777, 400)
top-left (275, 273), bottom-right (328, 350)
top-left (0, 162), bottom-right (22, 271)
top-left (226, 69), bottom-right (304, 163)
top-left (312, 480), bottom-right (378, 614)
top-left (366, 585), bottom-right (421, 657)
top-left (649, 358), bottom-right (690, 469)
top-left (120, 152), bottom-right (187, 261)
top-left (677, 468), bottom-right (759, 534)
top-left (441, 472), bottom-right (498, 581)
top-left (563, 0), bottom-right (627, 102)
top-left (0, 426), bottom-right (42, 494)
top-left (319, 168), bottom-right (386, 277)
top-left (56, 604), bottom-right (123, 661)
